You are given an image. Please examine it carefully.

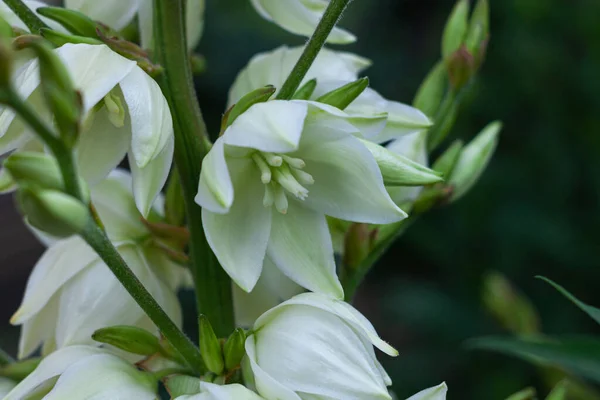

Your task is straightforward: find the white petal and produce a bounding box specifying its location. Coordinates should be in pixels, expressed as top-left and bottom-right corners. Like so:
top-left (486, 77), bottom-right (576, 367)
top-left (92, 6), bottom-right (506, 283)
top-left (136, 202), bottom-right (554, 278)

top-left (227, 46), bottom-right (370, 106)
top-left (10, 237), bottom-right (98, 325)
top-left (386, 131), bottom-right (428, 205)
top-left (267, 201), bottom-right (343, 299)
top-left (76, 105), bottom-right (130, 184)
top-left (406, 383), bottom-right (448, 400)
top-left (44, 353), bottom-right (157, 400)
top-left (245, 337), bottom-right (302, 400)
top-left (186, 0), bottom-right (206, 50)
top-left (193, 382), bottom-right (265, 400)
top-left (18, 295), bottom-right (58, 358)
top-left (223, 101), bottom-right (307, 153)
top-left (65, 0), bottom-right (141, 30)
top-left (297, 119), bottom-right (406, 224)
top-left (234, 258), bottom-right (304, 328)
top-left (3, 345), bottom-right (106, 400)
top-left (195, 137), bottom-right (234, 213)
top-left (255, 292), bottom-right (398, 357)
top-left (120, 67), bottom-right (173, 168)
top-left (129, 135), bottom-right (174, 217)
top-left (55, 44), bottom-right (137, 113)
top-left (202, 160), bottom-right (272, 292)
top-left (252, 305), bottom-right (391, 399)
top-left (250, 0), bottom-right (355, 44)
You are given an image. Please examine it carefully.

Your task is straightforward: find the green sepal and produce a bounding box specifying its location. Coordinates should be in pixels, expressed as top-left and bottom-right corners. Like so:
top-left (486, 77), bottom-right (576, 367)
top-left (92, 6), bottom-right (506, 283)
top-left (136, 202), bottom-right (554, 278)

top-left (441, 0), bottom-right (469, 58)
top-left (316, 77), bottom-right (369, 110)
top-left (432, 139), bottom-right (464, 177)
top-left (225, 85), bottom-right (276, 129)
top-left (199, 315), bottom-right (224, 375)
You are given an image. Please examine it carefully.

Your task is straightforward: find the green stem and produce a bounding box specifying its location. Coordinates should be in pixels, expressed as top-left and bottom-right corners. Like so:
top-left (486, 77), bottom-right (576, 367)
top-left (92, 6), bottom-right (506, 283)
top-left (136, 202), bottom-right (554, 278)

top-left (276, 0), bottom-right (352, 100)
top-left (1, 0), bottom-right (48, 33)
top-left (81, 221), bottom-right (204, 373)
top-left (152, 0), bottom-right (234, 336)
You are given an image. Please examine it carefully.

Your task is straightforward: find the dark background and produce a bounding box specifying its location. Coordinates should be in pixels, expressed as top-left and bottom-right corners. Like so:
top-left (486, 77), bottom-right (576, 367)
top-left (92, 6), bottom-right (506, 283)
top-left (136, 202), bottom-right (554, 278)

top-left (2, 0), bottom-right (600, 399)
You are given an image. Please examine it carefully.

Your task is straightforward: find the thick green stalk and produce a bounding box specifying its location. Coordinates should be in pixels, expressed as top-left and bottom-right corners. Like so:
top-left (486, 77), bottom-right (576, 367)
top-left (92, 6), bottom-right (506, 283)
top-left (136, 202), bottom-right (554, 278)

top-left (152, 0), bottom-right (234, 336)
top-left (1, 0), bottom-right (48, 33)
top-left (276, 0), bottom-right (352, 100)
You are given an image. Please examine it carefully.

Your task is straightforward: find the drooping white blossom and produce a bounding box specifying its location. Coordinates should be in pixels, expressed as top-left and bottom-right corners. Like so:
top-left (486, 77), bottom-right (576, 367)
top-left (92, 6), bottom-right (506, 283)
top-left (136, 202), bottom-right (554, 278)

top-left (249, 0), bottom-right (355, 44)
top-left (11, 170), bottom-right (187, 358)
top-left (3, 345), bottom-right (157, 400)
top-left (0, 43), bottom-right (174, 216)
top-left (195, 100), bottom-right (406, 299)
top-left (245, 292), bottom-right (397, 400)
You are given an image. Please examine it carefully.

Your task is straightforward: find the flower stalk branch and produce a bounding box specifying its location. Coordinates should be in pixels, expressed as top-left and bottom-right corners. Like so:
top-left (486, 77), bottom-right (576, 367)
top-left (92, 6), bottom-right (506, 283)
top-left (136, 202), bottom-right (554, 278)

top-left (1, 0), bottom-right (48, 33)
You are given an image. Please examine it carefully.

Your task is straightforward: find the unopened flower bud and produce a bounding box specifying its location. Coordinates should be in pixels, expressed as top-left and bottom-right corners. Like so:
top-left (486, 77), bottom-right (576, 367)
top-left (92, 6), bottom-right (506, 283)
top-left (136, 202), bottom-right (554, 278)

top-left (432, 139), bottom-right (464, 177)
top-left (17, 187), bottom-right (90, 237)
top-left (292, 78), bottom-right (317, 100)
top-left (223, 328), bottom-right (246, 370)
top-left (316, 77), bottom-right (369, 110)
top-left (413, 61), bottom-right (447, 117)
top-left (224, 85), bottom-right (276, 130)
top-left (92, 325), bottom-right (162, 356)
top-left (37, 7), bottom-right (100, 38)
top-left (40, 28), bottom-right (103, 47)
top-left (447, 46), bottom-right (476, 89)
top-left (441, 0), bottom-right (469, 59)
top-left (199, 315), bottom-right (224, 375)
top-left (449, 121), bottom-right (501, 201)
top-left (466, 0), bottom-right (490, 68)
top-left (360, 139), bottom-right (443, 186)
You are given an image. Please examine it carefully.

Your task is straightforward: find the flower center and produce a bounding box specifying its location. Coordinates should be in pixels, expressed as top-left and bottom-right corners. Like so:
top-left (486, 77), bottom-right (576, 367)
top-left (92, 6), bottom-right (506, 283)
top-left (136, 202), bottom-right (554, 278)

top-left (251, 152), bottom-right (314, 214)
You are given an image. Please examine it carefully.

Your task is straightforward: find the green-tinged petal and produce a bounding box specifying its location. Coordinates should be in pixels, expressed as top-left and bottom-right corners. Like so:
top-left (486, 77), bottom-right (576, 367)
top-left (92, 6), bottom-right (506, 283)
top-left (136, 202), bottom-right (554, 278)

top-left (43, 353), bottom-right (157, 400)
top-left (250, 0), bottom-right (355, 44)
top-left (267, 201), bottom-right (343, 299)
top-left (407, 383), bottom-right (448, 400)
top-left (3, 345), bottom-right (106, 400)
top-left (386, 131), bottom-right (429, 205)
top-left (0, 377), bottom-right (15, 398)
top-left (120, 67), bottom-right (173, 168)
top-left (55, 43), bottom-right (136, 113)
top-left (195, 137), bottom-right (234, 214)
top-left (297, 117), bottom-right (406, 224)
top-left (245, 338), bottom-right (302, 400)
top-left (10, 237), bottom-right (98, 325)
top-left (76, 106), bottom-right (130, 184)
top-left (223, 101), bottom-right (307, 154)
top-left (65, 0), bottom-right (140, 30)
top-left (202, 161), bottom-right (272, 292)
top-left (128, 136), bottom-right (173, 217)
top-left (18, 296), bottom-right (59, 358)
top-left (227, 46), bottom-right (370, 106)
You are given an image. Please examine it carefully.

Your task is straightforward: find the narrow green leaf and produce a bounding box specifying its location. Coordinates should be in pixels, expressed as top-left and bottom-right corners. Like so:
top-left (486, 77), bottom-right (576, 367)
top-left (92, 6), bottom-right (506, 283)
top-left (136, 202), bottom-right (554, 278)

top-left (537, 276), bottom-right (600, 325)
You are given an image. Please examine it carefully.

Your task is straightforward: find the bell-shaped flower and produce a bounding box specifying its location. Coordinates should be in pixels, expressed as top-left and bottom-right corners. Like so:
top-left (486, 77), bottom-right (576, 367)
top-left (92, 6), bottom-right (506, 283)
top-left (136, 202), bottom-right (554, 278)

top-left (406, 383), bottom-right (448, 400)
top-left (245, 292), bottom-right (397, 400)
top-left (174, 382), bottom-right (265, 400)
top-left (250, 0), bottom-right (355, 44)
top-left (3, 345), bottom-right (157, 400)
top-left (228, 45), bottom-right (432, 145)
top-left (195, 100), bottom-right (406, 299)
top-left (0, 43), bottom-right (173, 216)
top-left (10, 169), bottom-right (188, 358)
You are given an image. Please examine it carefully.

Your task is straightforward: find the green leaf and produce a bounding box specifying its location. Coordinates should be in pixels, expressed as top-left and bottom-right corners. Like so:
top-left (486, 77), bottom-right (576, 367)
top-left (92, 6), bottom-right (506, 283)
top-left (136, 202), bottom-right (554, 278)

top-left (537, 276), bottom-right (600, 325)
top-left (468, 336), bottom-right (600, 384)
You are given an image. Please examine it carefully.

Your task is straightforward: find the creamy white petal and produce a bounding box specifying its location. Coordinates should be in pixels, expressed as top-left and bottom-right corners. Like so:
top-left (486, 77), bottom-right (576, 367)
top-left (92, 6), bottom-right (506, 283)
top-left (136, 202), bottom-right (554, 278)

top-left (120, 67), bottom-right (173, 168)
top-left (3, 345), bottom-right (106, 400)
top-left (129, 135), bottom-right (174, 217)
top-left (65, 0), bottom-right (141, 30)
top-left (245, 337), bottom-right (302, 400)
top-left (10, 237), bottom-right (98, 324)
top-left (176, 382), bottom-right (265, 400)
top-left (406, 383), bottom-right (448, 400)
top-left (44, 353), bottom-right (157, 400)
top-left (202, 161), bottom-right (272, 292)
top-left (195, 137), bottom-right (234, 214)
top-left (267, 201), bottom-right (343, 299)
top-left (223, 101), bottom-right (307, 154)
top-left (18, 295), bottom-right (58, 358)
top-left (55, 44), bottom-right (137, 114)
top-left (250, 0), bottom-right (355, 44)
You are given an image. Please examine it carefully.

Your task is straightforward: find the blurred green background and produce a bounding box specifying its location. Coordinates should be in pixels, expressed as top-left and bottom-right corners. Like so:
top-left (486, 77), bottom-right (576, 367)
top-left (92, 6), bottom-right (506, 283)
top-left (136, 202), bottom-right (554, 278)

top-left (1, 0), bottom-right (600, 398)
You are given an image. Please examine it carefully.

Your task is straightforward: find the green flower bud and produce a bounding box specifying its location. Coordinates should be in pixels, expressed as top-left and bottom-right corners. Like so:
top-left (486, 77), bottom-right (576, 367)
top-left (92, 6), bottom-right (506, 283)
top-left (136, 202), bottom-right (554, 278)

top-left (432, 139), bottom-right (464, 177)
top-left (36, 7), bottom-right (100, 38)
top-left (466, 0), bottom-right (490, 68)
top-left (40, 28), bottom-right (103, 47)
top-left (0, 168), bottom-right (15, 193)
top-left (225, 85), bottom-right (276, 129)
top-left (92, 326), bottom-right (162, 356)
top-left (441, 0), bottom-right (470, 59)
top-left (449, 121), bottom-right (501, 201)
top-left (413, 61), bottom-right (447, 117)
top-left (223, 328), bottom-right (246, 370)
top-left (292, 78), bottom-right (317, 100)
top-left (0, 358), bottom-right (41, 381)
top-left (360, 139), bottom-right (443, 186)
top-left (447, 46), bottom-right (476, 90)
top-left (17, 187), bottom-right (90, 237)
top-left (316, 77), bottom-right (369, 110)
top-left (199, 315), bottom-right (224, 375)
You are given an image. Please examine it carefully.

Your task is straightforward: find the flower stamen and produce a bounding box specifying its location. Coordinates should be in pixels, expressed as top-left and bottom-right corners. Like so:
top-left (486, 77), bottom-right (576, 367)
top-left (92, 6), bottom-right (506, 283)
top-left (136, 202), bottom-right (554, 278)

top-left (252, 153), bottom-right (272, 184)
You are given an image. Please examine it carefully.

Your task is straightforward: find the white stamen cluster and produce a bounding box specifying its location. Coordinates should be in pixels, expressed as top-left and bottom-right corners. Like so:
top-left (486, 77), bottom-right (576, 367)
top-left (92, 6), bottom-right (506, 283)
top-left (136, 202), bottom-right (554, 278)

top-left (252, 151), bottom-right (314, 214)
